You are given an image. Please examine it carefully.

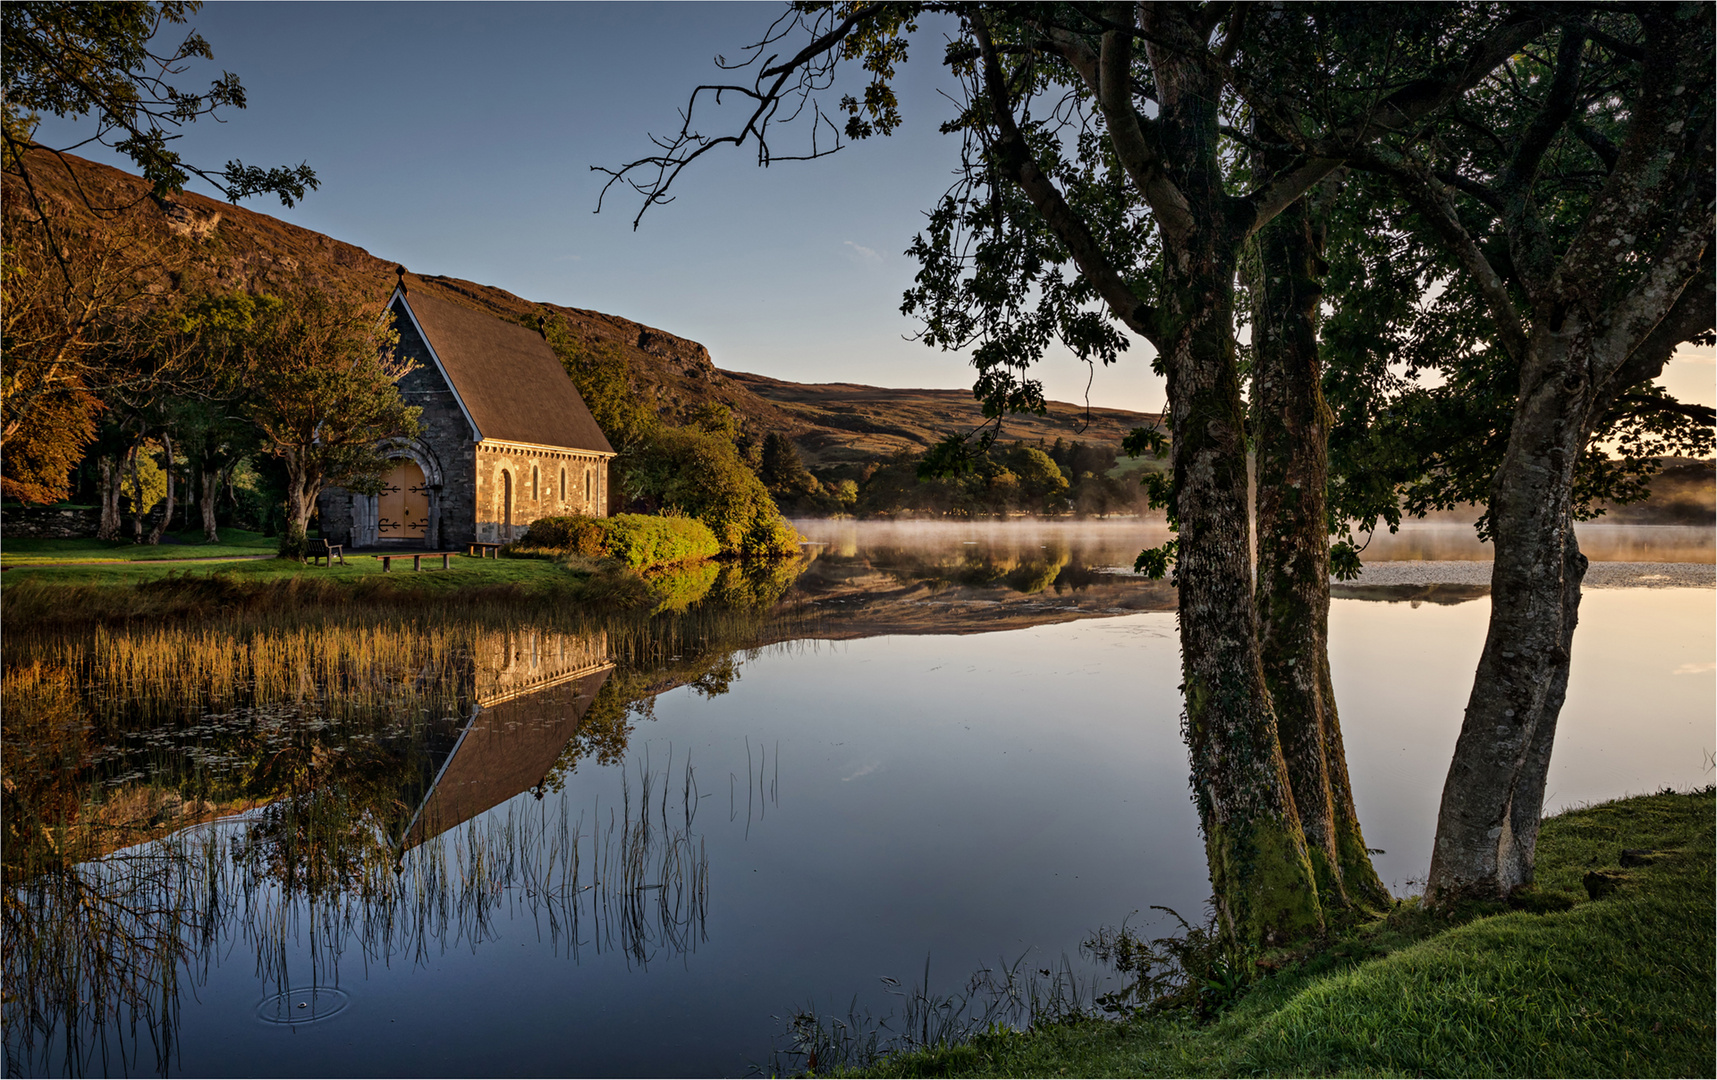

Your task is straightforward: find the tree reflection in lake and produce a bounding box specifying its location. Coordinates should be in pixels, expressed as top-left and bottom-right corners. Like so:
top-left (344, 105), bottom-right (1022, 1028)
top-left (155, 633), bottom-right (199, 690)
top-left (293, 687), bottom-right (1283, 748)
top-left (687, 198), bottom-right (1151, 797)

top-left (1, 621), bottom-right (727, 1077)
top-left (3, 525), bottom-right (1707, 1077)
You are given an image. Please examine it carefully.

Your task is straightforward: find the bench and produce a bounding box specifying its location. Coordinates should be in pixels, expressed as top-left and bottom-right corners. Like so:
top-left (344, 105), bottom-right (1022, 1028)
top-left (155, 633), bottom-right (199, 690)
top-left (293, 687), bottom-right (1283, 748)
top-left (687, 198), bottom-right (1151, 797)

top-left (311, 539), bottom-right (344, 567)
top-left (469, 542), bottom-right (503, 559)
top-left (372, 551), bottom-right (457, 573)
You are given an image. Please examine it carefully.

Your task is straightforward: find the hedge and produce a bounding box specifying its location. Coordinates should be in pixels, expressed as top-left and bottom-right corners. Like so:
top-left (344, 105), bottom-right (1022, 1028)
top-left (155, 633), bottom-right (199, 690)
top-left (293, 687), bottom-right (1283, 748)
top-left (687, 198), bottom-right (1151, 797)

top-left (515, 514), bottom-right (719, 570)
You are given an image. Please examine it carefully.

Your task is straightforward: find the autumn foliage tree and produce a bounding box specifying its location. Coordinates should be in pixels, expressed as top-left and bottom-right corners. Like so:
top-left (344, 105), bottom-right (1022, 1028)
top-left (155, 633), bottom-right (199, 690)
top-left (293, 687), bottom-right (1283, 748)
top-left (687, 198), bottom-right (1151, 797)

top-left (236, 288), bottom-right (420, 559)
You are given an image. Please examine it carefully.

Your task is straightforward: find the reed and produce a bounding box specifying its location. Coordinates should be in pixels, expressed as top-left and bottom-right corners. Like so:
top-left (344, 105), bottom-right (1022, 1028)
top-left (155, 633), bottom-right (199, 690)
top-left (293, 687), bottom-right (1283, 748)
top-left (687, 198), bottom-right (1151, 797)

top-left (3, 754), bottom-right (711, 1074)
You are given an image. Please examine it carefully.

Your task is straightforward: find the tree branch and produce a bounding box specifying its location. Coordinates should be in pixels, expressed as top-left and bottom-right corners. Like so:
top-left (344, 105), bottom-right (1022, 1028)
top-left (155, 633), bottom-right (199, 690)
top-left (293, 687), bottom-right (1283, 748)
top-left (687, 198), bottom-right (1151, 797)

top-left (971, 14), bottom-right (1159, 345)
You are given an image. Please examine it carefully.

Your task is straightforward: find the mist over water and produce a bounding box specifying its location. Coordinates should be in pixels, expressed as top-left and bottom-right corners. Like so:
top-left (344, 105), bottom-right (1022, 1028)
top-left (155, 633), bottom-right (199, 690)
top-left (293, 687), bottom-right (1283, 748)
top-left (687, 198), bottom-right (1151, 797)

top-left (795, 518), bottom-right (1716, 568)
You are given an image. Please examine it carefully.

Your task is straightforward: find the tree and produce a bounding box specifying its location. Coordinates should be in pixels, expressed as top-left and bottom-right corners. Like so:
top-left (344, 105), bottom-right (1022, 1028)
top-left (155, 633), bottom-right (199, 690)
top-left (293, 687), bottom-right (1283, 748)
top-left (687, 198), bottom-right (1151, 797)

top-left (239, 288), bottom-right (420, 558)
top-left (1001, 444), bottom-right (1070, 516)
top-left (622, 408), bottom-right (800, 556)
top-left (606, 2), bottom-right (1538, 954)
top-left (536, 312), bottom-right (660, 452)
top-left (0, 189), bottom-right (198, 503)
top-left (1338, 9), bottom-right (1714, 905)
top-left (1245, 157), bottom-right (1392, 915)
top-left (2, 1), bottom-right (316, 217)
top-left (2, 1), bottom-right (317, 500)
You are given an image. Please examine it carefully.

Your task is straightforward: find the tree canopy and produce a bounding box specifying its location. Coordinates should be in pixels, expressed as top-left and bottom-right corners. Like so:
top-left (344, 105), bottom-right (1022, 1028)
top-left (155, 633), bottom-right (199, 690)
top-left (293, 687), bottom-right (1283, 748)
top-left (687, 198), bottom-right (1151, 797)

top-left (607, 0), bottom-right (1714, 953)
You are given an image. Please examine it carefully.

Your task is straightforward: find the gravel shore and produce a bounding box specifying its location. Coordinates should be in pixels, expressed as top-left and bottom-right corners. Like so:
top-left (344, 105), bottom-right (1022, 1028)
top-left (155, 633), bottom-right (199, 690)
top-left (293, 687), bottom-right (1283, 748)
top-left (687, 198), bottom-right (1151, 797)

top-left (1334, 560), bottom-right (1714, 589)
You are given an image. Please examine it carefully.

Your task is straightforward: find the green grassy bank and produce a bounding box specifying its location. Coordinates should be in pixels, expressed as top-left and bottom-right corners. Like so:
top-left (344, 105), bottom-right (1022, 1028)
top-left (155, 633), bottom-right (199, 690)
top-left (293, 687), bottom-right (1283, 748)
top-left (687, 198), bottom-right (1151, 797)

top-left (0, 530), bottom-right (667, 623)
top-left (851, 789), bottom-right (1715, 1078)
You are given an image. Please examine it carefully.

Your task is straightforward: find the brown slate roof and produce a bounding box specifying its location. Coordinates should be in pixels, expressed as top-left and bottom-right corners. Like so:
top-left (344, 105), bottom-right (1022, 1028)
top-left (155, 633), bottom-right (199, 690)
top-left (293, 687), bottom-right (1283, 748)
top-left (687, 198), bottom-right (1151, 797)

top-left (403, 665), bottom-right (615, 850)
top-left (396, 286), bottom-right (614, 454)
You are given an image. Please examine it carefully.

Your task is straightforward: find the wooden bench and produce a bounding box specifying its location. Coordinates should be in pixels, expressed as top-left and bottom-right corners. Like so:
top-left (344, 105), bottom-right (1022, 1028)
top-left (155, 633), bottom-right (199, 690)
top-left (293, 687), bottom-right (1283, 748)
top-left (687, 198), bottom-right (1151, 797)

top-left (310, 539), bottom-right (344, 567)
top-left (468, 542), bottom-right (503, 559)
top-left (372, 551), bottom-right (457, 572)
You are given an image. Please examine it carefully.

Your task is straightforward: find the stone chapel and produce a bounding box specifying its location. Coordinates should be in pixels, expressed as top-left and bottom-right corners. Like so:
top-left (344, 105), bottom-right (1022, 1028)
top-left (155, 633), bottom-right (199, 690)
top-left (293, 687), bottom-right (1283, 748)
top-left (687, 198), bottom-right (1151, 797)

top-left (318, 274), bottom-right (614, 549)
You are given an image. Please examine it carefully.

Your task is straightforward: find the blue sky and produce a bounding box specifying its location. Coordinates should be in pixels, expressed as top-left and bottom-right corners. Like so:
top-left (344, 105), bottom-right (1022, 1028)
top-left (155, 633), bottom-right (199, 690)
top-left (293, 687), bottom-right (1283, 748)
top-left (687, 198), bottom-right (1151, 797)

top-left (33, 2), bottom-right (1711, 412)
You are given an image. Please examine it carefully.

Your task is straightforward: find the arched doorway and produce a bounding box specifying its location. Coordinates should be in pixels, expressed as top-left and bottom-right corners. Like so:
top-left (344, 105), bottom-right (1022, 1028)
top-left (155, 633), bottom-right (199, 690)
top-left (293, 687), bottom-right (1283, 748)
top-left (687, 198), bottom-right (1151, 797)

top-left (502, 469), bottom-right (513, 540)
top-left (377, 459), bottom-right (429, 541)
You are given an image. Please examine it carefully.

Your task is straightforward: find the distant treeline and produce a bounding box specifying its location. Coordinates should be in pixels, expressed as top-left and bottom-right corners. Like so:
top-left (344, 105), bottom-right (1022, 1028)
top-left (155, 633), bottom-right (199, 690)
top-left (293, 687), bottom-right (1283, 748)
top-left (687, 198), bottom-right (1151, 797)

top-left (759, 433), bottom-right (1164, 519)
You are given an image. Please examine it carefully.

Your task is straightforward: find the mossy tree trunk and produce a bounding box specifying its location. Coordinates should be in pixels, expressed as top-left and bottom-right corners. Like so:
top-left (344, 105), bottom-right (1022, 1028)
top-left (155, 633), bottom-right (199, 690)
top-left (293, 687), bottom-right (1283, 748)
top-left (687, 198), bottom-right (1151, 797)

top-left (1411, 13), bottom-right (1713, 906)
top-left (1248, 164), bottom-right (1391, 917)
top-left (1147, 21), bottom-right (1326, 952)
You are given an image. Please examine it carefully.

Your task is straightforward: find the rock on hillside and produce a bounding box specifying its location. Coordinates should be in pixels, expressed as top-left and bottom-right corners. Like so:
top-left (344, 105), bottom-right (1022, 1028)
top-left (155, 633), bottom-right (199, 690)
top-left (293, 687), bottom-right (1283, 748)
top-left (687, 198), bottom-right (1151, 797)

top-left (9, 151), bottom-right (1161, 461)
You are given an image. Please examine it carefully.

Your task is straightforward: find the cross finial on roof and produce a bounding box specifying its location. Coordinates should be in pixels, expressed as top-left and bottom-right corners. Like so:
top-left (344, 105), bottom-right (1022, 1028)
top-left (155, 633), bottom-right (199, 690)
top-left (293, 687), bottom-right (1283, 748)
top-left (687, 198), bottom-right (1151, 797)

top-left (395, 265), bottom-right (408, 295)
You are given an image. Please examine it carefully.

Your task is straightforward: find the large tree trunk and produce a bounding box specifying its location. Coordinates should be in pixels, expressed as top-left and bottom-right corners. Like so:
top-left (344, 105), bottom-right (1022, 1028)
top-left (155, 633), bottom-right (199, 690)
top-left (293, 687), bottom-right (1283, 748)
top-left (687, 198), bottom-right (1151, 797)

top-left (1425, 328), bottom-right (1589, 904)
top-left (1146, 13), bottom-right (1325, 954)
top-left (1250, 179), bottom-right (1391, 916)
top-left (1166, 246), bottom-right (1324, 953)
top-left (280, 451), bottom-right (320, 561)
top-left (145, 434), bottom-right (175, 545)
top-left (95, 455), bottom-right (123, 540)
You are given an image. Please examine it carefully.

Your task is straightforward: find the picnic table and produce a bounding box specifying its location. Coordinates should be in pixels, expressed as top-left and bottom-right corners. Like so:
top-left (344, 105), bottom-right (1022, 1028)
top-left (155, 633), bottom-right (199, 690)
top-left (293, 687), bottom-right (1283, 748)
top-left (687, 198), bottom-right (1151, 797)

top-left (371, 551), bottom-right (459, 572)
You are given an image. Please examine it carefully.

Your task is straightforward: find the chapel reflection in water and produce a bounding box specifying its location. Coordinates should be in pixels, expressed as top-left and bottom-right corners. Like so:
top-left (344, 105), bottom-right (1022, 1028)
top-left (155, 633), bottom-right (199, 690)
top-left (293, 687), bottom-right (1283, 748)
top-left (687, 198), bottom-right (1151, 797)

top-left (1, 624), bottom-right (715, 1077)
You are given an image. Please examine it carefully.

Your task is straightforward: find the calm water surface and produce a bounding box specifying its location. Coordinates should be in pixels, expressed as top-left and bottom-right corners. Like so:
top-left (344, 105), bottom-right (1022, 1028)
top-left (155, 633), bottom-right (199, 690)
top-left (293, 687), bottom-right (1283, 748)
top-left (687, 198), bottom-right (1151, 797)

top-left (4, 524), bottom-right (1711, 1077)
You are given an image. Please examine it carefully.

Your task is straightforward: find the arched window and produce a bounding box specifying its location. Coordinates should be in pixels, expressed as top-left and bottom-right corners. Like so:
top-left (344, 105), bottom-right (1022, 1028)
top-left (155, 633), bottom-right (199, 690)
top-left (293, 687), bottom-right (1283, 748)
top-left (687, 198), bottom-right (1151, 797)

top-left (502, 469), bottom-right (513, 538)
top-left (531, 465), bottom-right (539, 501)
top-left (560, 467), bottom-right (567, 506)
top-left (585, 468), bottom-right (592, 506)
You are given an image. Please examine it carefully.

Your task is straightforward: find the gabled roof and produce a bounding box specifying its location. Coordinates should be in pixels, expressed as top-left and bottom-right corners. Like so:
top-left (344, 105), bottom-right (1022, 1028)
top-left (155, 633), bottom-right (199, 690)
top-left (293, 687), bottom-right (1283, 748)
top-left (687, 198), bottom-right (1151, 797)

top-left (401, 664), bottom-right (614, 850)
top-left (391, 286), bottom-right (614, 454)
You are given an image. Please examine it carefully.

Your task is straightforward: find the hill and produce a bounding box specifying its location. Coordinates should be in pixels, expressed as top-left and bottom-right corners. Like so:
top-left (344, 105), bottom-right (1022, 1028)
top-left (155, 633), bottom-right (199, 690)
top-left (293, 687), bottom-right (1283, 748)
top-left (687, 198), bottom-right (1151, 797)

top-left (10, 151), bottom-right (1158, 465)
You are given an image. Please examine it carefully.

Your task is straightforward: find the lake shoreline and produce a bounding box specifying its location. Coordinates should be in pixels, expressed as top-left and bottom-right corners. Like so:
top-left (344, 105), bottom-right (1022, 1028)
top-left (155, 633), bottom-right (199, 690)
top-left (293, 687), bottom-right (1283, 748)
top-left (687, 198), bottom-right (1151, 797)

top-left (835, 788), bottom-right (1717, 1079)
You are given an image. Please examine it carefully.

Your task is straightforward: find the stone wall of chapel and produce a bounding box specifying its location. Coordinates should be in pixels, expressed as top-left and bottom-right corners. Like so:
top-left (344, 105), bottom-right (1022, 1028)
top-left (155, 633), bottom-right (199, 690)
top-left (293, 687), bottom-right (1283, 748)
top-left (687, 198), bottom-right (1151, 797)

top-left (474, 445), bottom-right (610, 543)
top-left (315, 300), bottom-right (478, 547)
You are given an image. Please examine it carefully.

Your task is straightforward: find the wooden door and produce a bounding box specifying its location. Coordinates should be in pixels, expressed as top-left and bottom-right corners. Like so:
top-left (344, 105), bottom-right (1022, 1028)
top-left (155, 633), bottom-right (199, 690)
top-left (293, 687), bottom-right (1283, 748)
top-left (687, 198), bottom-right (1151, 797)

top-left (377, 460), bottom-right (428, 540)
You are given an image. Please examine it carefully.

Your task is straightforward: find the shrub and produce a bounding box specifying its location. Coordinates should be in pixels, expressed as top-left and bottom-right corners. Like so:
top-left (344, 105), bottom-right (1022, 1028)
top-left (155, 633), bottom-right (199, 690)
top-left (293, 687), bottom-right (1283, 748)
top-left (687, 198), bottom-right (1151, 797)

top-left (621, 425), bottom-right (802, 556)
top-left (600, 514), bottom-right (720, 569)
top-left (518, 513), bottom-right (718, 570)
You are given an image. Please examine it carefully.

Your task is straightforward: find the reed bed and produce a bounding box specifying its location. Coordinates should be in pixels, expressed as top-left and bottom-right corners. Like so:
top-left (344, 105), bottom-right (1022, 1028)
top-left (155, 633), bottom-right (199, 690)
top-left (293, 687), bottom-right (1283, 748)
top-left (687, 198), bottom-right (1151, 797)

top-left (4, 755), bottom-right (710, 1075)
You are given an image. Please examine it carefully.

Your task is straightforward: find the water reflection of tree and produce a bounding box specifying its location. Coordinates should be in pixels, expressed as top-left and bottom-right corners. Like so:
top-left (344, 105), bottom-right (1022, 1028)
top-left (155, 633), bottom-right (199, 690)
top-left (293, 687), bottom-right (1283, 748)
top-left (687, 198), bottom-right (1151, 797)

top-left (0, 614), bottom-right (762, 1075)
top-left (2, 664), bottom-right (203, 1077)
top-left (869, 543), bottom-right (1078, 595)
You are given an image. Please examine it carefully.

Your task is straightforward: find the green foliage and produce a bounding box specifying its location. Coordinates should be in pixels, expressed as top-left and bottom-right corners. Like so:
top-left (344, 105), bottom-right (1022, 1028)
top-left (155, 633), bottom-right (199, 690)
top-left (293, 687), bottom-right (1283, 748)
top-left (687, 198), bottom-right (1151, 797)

top-left (857, 439), bottom-right (1150, 519)
top-left (622, 425), bottom-right (798, 556)
top-left (1000, 444), bottom-right (1069, 514)
top-left (760, 431), bottom-right (817, 493)
top-left (2, 0), bottom-right (316, 205)
top-left (123, 438), bottom-right (169, 516)
top-left (536, 313), bottom-right (660, 451)
top-left (518, 513), bottom-right (720, 570)
top-left (602, 513), bottom-right (722, 569)
top-left (238, 286), bottom-right (420, 531)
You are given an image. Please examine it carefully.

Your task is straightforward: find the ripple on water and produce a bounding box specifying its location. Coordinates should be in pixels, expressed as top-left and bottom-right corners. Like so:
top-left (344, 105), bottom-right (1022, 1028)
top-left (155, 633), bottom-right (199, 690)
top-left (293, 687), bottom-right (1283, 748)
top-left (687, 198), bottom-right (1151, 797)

top-left (255, 986), bottom-right (350, 1025)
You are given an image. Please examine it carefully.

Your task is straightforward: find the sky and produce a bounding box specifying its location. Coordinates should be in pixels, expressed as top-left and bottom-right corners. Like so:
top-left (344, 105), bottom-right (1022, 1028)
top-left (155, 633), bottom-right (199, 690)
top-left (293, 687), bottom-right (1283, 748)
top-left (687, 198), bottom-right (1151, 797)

top-left (31, 1), bottom-right (1713, 413)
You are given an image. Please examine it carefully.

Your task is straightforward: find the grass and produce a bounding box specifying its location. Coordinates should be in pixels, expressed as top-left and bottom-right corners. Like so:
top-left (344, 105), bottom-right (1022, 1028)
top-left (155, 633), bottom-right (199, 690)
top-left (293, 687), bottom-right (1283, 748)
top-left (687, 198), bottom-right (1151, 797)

top-left (0, 528), bottom-right (279, 564)
top-left (840, 788), bottom-right (1715, 1078)
top-left (0, 548), bottom-right (608, 624)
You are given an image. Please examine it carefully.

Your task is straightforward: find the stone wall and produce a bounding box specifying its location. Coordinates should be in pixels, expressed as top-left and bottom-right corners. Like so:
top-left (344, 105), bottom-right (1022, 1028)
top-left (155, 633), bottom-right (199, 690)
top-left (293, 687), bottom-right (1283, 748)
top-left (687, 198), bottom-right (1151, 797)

top-left (318, 295), bottom-right (479, 548)
top-left (473, 443), bottom-right (609, 543)
top-left (1, 504), bottom-right (102, 539)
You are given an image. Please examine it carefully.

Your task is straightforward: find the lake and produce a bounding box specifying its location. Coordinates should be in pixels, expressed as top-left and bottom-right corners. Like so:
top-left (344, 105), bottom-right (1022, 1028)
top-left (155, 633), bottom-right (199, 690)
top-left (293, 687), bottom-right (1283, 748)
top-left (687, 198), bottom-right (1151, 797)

top-left (3, 521), bottom-right (1711, 1077)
